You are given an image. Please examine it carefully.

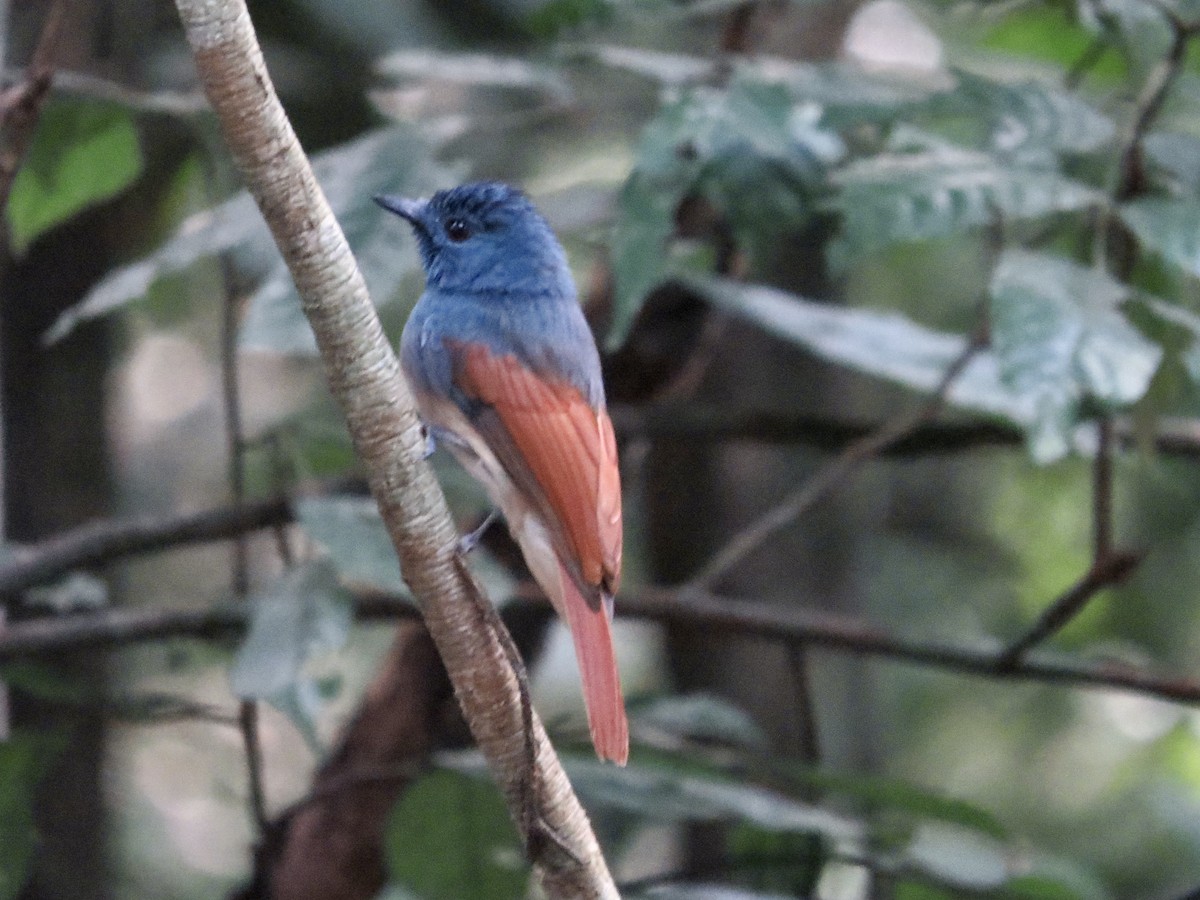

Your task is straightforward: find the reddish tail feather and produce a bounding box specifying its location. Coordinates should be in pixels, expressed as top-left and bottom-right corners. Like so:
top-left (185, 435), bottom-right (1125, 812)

top-left (559, 567), bottom-right (628, 765)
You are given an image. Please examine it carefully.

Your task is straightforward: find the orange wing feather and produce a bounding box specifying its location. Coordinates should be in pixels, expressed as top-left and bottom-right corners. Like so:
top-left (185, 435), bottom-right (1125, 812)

top-left (453, 342), bottom-right (622, 597)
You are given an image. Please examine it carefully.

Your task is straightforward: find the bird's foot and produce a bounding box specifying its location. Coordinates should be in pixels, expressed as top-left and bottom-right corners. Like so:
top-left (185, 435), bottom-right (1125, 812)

top-left (457, 509), bottom-right (499, 555)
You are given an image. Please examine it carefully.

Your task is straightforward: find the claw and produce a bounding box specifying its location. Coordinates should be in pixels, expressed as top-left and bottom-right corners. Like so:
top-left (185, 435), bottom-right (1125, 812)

top-left (457, 509), bottom-right (499, 555)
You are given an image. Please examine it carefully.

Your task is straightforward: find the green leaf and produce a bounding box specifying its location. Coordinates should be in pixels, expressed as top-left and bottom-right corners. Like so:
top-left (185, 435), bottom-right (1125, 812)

top-left (989, 250), bottom-right (1162, 461)
top-left (7, 99), bottom-right (143, 254)
top-left (829, 131), bottom-right (1101, 267)
top-left (293, 493), bottom-right (516, 602)
top-left (683, 274), bottom-right (1035, 425)
top-left (774, 766), bottom-right (1006, 839)
top-left (610, 76), bottom-right (839, 346)
top-left (1120, 197), bottom-right (1200, 278)
top-left (1143, 132), bottom-right (1200, 193)
top-left (293, 495), bottom-right (409, 595)
top-left (48, 126), bottom-right (457, 346)
top-left (562, 755), bottom-right (860, 840)
top-left (229, 560), bottom-right (353, 747)
top-left (636, 694), bottom-right (770, 750)
top-left (931, 71), bottom-right (1114, 159)
top-left (385, 770), bottom-right (526, 900)
top-left (632, 886), bottom-right (797, 899)
top-left (903, 823), bottom-right (1008, 891)
top-left (0, 731), bottom-right (66, 900)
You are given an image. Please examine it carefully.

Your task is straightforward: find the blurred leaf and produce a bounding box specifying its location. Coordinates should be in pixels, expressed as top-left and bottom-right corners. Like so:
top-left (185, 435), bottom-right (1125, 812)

top-left (294, 493), bottom-right (517, 603)
top-left (1077, 0), bottom-right (1174, 74)
top-left (635, 885), bottom-right (797, 899)
top-left (777, 766), bottom-right (1006, 839)
top-left (1143, 132), bottom-right (1200, 193)
top-left (989, 250), bottom-right (1162, 461)
top-left (610, 77), bottom-right (839, 346)
top-left (23, 572), bottom-right (108, 612)
top-left (685, 274), bottom-right (1035, 425)
top-left (0, 731), bottom-right (66, 900)
top-left (572, 43), bottom-right (712, 85)
top-left (563, 755), bottom-right (860, 840)
top-left (385, 770), bottom-right (525, 900)
top-left (903, 823), bottom-right (1008, 890)
top-left (637, 693), bottom-right (770, 750)
top-left (931, 71), bottom-right (1114, 159)
top-left (7, 99), bottom-right (143, 254)
top-left (229, 560), bottom-right (353, 747)
top-left (829, 130), bottom-right (1101, 267)
top-left (294, 495), bottom-right (409, 595)
top-left (375, 49), bottom-right (571, 102)
top-left (979, 4), bottom-right (1123, 76)
top-left (1120, 197), bottom-right (1200, 278)
top-left (48, 126), bottom-right (456, 347)
top-left (527, 0), bottom-right (615, 37)
top-left (1006, 875), bottom-right (1092, 899)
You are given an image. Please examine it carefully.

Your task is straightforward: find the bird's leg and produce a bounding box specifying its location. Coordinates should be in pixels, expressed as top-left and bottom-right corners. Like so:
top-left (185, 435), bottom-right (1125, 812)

top-left (457, 509), bottom-right (499, 555)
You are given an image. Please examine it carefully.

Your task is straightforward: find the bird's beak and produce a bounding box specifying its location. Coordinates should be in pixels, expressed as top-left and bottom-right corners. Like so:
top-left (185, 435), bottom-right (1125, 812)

top-left (373, 194), bottom-right (425, 224)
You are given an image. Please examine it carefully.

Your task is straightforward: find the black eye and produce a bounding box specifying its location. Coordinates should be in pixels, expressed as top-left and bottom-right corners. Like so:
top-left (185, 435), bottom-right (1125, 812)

top-left (444, 218), bottom-right (471, 242)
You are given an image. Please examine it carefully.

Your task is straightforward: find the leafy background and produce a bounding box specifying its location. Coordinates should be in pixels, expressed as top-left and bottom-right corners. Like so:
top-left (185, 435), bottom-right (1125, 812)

top-left (4, 0), bottom-right (1200, 897)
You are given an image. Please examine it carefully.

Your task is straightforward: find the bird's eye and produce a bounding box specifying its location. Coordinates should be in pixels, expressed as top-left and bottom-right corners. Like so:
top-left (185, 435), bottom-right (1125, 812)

top-left (444, 218), bottom-right (471, 242)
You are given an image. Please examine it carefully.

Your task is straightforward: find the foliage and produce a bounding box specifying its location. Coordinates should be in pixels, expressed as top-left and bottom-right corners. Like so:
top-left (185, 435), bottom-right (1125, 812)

top-left (8, 0), bottom-right (1200, 896)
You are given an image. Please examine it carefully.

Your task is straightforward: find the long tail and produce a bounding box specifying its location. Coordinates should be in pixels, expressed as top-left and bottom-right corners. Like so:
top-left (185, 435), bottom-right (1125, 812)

top-left (559, 567), bottom-right (628, 765)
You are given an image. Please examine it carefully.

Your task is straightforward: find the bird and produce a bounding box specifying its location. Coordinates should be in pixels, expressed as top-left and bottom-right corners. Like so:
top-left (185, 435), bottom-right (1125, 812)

top-left (375, 181), bottom-right (628, 765)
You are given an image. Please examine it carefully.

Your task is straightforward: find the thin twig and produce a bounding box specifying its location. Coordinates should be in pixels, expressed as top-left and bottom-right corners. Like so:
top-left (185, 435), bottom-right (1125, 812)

top-left (0, 0), bottom-right (68, 210)
top-left (995, 550), bottom-right (1142, 671)
top-left (687, 326), bottom-right (987, 590)
top-left (0, 496), bottom-right (291, 596)
top-left (219, 249), bottom-right (267, 832)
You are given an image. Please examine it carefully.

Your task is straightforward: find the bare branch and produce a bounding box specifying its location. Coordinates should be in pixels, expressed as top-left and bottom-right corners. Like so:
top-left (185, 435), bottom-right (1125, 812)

top-left (169, 1), bottom-right (616, 894)
top-left (687, 316), bottom-right (987, 590)
top-left (5, 586), bottom-right (1200, 709)
top-left (0, 497), bottom-right (291, 597)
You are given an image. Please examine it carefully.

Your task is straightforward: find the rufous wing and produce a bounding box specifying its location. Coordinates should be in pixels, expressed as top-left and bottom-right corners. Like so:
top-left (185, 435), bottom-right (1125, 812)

top-left (450, 341), bottom-right (627, 763)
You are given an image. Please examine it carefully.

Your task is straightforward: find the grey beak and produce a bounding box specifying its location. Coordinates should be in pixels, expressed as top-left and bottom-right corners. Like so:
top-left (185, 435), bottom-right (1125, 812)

top-left (374, 194), bottom-right (425, 223)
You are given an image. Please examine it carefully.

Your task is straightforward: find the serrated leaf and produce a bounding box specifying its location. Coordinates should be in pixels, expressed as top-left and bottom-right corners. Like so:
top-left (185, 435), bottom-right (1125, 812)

top-left (385, 770), bottom-right (525, 900)
top-left (829, 134), bottom-right (1101, 267)
top-left (610, 77), bottom-right (839, 346)
top-left (932, 71), bottom-right (1114, 159)
top-left (0, 731), bottom-right (66, 900)
top-left (49, 126), bottom-right (457, 347)
top-left (637, 694), bottom-right (770, 750)
top-left (1120, 197), bottom-right (1200, 278)
top-left (229, 560), bottom-right (353, 746)
top-left (7, 99), bottom-right (143, 254)
top-left (684, 274), bottom-right (1035, 424)
top-left (990, 250), bottom-right (1162, 461)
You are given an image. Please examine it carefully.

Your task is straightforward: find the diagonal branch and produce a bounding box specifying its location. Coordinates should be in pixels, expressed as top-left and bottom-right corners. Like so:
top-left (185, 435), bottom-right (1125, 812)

top-left (687, 321), bottom-right (987, 590)
top-left (169, 1), bottom-right (615, 895)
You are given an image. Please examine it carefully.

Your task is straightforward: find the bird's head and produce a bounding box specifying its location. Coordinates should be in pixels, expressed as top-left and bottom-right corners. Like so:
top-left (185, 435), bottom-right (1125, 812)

top-left (375, 181), bottom-right (573, 298)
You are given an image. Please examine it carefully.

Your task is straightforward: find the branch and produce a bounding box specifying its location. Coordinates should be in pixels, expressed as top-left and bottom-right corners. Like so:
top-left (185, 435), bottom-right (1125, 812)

top-left (169, 1), bottom-right (615, 895)
top-left (0, 0), bottom-right (67, 210)
top-left (687, 307), bottom-right (988, 589)
top-left (0, 497), bottom-right (291, 597)
top-left (4, 586), bottom-right (1200, 708)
